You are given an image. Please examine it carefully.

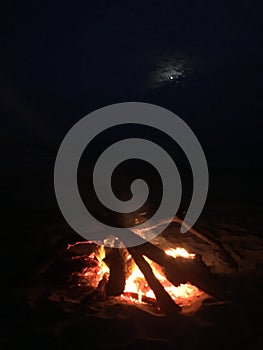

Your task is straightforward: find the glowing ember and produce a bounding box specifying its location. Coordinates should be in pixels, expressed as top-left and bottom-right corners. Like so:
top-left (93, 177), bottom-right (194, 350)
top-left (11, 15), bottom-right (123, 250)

top-left (73, 245), bottom-right (109, 288)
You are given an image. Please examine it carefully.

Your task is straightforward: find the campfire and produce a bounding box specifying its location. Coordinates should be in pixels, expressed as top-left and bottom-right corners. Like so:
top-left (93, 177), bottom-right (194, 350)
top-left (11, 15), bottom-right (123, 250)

top-left (64, 231), bottom-right (220, 315)
top-left (46, 218), bottom-right (235, 317)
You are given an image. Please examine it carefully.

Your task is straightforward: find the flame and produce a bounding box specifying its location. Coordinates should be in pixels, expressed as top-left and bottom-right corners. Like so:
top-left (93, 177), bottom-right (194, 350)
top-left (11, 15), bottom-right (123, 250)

top-left (123, 247), bottom-right (202, 307)
top-left (165, 247), bottom-right (195, 259)
top-left (95, 245), bottom-right (109, 275)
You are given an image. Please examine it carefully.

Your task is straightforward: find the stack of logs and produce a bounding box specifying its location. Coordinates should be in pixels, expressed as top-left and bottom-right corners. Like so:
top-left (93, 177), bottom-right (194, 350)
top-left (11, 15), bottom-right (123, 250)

top-left (98, 231), bottom-right (227, 316)
top-left (31, 224), bottom-right (230, 316)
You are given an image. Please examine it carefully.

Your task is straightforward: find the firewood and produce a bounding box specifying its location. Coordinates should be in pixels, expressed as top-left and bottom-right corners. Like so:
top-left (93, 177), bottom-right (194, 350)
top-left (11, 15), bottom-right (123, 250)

top-left (128, 247), bottom-right (181, 315)
top-left (132, 216), bottom-right (238, 270)
top-left (104, 248), bottom-right (127, 296)
top-left (173, 217), bottom-right (238, 270)
top-left (91, 274), bottom-right (108, 301)
top-left (124, 230), bottom-right (228, 300)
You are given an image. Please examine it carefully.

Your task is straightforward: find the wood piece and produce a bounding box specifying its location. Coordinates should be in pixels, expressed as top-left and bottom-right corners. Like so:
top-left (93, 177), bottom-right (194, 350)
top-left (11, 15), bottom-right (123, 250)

top-left (104, 248), bottom-right (126, 296)
top-left (128, 247), bottom-right (181, 315)
top-left (91, 274), bottom-right (108, 301)
top-left (125, 229), bottom-right (228, 300)
top-left (132, 216), bottom-right (238, 270)
top-left (173, 217), bottom-right (238, 270)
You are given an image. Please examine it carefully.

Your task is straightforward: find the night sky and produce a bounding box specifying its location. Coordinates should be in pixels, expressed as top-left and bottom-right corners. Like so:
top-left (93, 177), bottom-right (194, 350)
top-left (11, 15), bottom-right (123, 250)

top-left (2, 0), bottom-right (263, 220)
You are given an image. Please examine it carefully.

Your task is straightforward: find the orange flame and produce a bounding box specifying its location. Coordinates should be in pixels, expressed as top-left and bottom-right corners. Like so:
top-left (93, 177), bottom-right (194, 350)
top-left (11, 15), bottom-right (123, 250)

top-left (123, 247), bottom-right (202, 307)
top-left (164, 247), bottom-right (195, 259)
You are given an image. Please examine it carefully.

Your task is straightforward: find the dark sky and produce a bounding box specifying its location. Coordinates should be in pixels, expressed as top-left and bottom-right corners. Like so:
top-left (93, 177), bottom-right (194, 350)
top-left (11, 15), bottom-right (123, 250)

top-left (2, 1), bottom-right (263, 142)
top-left (2, 0), bottom-right (263, 214)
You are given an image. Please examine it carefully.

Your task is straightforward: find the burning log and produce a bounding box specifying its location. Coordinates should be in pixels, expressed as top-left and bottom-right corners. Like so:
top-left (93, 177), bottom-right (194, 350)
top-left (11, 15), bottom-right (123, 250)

top-left (173, 217), bottom-right (238, 270)
top-left (128, 247), bottom-right (181, 315)
top-left (91, 274), bottom-right (108, 301)
top-left (134, 216), bottom-right (238, 270)
top-left (125, 230), bottom-right (228, 300)
top-left (104, 247), bottom-right (126, 297)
